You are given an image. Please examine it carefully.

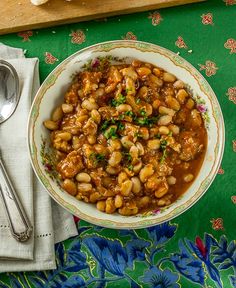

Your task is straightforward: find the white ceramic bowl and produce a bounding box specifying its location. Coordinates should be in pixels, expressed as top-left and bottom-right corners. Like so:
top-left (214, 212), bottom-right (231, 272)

top-left (28, 40), bottom-right (224, 229)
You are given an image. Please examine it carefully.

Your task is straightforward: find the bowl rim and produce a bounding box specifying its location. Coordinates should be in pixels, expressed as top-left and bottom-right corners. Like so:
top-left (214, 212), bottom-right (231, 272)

top-left (27, 40), bottom-right (225, 229)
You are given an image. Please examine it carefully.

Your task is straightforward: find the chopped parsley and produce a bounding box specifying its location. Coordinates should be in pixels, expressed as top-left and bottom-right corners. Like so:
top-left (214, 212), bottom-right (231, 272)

top-left (117, 122), bottom-right (125, 130)
top-left (154, 133), bottom-right (161, 139)
top-left (140, 108), bottom-right (147, 117)
top-left (89, 153), bottom-right (106, 164)
top-left (135, 116), bottom-right (158, 127)
top-left (111, 94), bottom-right (126, 107)
top-left (124, 110), bottom-right (135, 118)
top-left (160, 139), bottom-right (168, 163)
top-left (122, 151), bottom-right (132, 162)
top-left (136, 98), bottom-right (141, 104)
top-left (104, 127), bottom-right (118, 139)
top-left (127, 164), bottom-right (134, 171)
top-left (118, 114), bottom-right (125, 120)
top-left (100, 120), bottom-right (110, 132)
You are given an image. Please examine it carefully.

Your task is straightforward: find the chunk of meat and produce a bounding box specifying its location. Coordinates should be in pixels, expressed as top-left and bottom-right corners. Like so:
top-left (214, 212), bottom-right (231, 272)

top-left (81, 71), bottom-right (102, 95)
top-left (57, 151), bottom-right (84, 179)
top-left (64, 83), bottom-right (80, 106)
top-left (178, 131), bottom-right (204, 161)
top-left (105, 66), bottom-right (122, 93)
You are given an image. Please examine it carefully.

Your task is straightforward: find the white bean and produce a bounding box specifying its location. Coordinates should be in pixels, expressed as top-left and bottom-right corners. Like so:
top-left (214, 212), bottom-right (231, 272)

top-left (62, 103), bottom-right (73, 113)
top-left (120, 180), bottom-right (133, 196)
top-left (131, 177), bottom-right (141, 194)
top-left (159, 126), bottom-right (170, 135)
top-left (158, 106), bottom-right (175, 116)
top-left (91, 109), bottom-right (101, 124)
top-left (168, 124), bottom-right (180, 135)
top-left (77, 183), bottom-right (92, 192)
top-left (76, 172), bottom-right (91, 183)
top-left (163, 72), bottom-right (176, 82)
top-left (129, 146), bottom-right (139, 159)
top-left (173, 80), bottom-right (185, 89)
top-left (52, 106), bottom-right (63, 121)
top-left (167, 176), bottom-right (176, 185)
top-left (136, 142), bottom-right (145, 156)
top-left (82, 98), bottom-right (98, 111)
top-left (108, 139), bottom-right (122, 151)
top-left (118, 172), bottom-right (128, 184)
top-left (139, 164), bottom-right (154, 183)
top-left (116, 104), bottom-right (132, 112)
top-left (43, 120), bottom-right (58, 130)
top-left (147, 139), bottom-right (160, 150)
top-left (108, 151), bottom-right (122, 167)
top-left (183, 173), bottom-right (194, 182)
top-left (121, 136), bottom-right (133, 149)
top-left (158, 115), bottom-right (172, 126)
top-left (133, 160), bottom-right (143, 173)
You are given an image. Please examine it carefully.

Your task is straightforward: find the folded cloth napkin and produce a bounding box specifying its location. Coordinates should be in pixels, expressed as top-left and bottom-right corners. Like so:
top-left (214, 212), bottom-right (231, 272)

top-left (0, 43), bottom-right (78, 272)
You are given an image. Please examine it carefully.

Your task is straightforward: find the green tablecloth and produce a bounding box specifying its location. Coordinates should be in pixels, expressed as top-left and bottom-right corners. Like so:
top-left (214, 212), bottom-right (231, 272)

top-left (0, 0), bottom-right (236, 287)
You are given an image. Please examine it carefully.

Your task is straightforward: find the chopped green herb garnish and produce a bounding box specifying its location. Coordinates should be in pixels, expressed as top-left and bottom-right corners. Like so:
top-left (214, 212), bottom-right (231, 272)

top-left (168, 131), bottom-right (173, 137)
top-left (89, 153), bottom-right (106, 164)
top-left (118, 114), bottom-right (125, 120)
top-left (125, 110), bottom-right (135, 117)
top-left (160, 139), bottom-right (168, 163)
top-left (154, 133), bottom-right (161, 139)
top-left (117, 122), bottom-right (125, 130)
top-left (127, 164), bottom-right (134, 171)
top-left (160, 139), bottom-right (167, 150)
top-left (100, 120), bottom-right (110, 131)
top-left (135, 116), bottom-right (158, 127)
top-left (111, 94), bottom-right (126, 107)
top-left (136, 98), bottom-right (141, 104)
top-left (140, 108), bottom-right (147, 116)
top-left (104, 127), bottom-right (118, 139)
top-left (160, 149), bottom-right (167, 164)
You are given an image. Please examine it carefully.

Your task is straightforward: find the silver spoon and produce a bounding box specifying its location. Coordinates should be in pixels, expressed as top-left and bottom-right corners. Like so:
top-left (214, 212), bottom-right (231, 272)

top-left (0, 60), bottom-right (33, 242)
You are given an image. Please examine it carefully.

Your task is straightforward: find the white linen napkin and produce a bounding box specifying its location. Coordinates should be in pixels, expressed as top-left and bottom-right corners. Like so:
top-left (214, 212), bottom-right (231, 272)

top-left (0, 43), bottom-right (78, 272)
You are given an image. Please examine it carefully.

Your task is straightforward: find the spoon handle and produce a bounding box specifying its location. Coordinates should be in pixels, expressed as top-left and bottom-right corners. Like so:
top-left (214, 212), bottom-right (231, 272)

top-left (0, 156), bottom-right (33, 242)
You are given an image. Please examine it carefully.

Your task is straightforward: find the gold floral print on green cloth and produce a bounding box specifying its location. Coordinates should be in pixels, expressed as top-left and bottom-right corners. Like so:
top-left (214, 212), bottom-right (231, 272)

top-left (0, 0), bottom-right (235, 286)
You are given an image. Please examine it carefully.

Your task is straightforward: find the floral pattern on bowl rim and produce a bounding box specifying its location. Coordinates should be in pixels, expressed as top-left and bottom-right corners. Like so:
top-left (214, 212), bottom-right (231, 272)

top-left (28, 40), bottom-right (225, 229)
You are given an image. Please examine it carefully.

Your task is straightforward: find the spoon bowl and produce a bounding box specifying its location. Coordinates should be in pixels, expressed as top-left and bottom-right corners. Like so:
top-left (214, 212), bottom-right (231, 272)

top-left (0, 60), bottom-right (20, 124)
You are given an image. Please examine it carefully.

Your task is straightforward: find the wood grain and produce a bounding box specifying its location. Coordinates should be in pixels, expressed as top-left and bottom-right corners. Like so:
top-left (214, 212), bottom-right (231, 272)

top-left (0, 0), bottom-right (205, 35)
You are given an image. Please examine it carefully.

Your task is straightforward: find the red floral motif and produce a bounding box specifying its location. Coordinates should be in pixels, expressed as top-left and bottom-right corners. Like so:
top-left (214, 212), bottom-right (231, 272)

top-left (226, 87), bottom-right (236, 104)
top-left (218, 167), bottom-right (225, 174)
top-left (201, 13), bottom-right (214, 25)
top-left (198, 60), bottom-right (218, 77)
top-left (231, 196), bottom-right (236, 204)
top-left (69, 30), bottom-right (86, 44)
top-left (44, 52), bottom-right (58, 64)
top-left (210, 218), bottom-right (224, 230)
top-left (148, 11), bottom-right (163, 26)
top-left (233, 140), bottom-right (236, 152)
top-left (223, 0), bottom-right (236, 5)
top-left (175, 36), bottom-right (188, 49)
top-left (122, 32), bottom-right (137, 41)
top-left (17, 31), bottom-right (33, 42)
top-left (195, 237), bottom-right (207, 258)
top-left (224, 38), bottom-right (236, 54)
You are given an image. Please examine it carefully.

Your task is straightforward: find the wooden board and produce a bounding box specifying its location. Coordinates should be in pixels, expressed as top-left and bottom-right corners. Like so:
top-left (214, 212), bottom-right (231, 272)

top-left (0, 0), bottom-right (205, 35)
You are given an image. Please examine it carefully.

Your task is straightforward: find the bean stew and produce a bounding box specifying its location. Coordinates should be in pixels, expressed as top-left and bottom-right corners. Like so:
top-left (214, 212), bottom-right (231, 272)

top-left (43, 58), bottom-right (207, 216)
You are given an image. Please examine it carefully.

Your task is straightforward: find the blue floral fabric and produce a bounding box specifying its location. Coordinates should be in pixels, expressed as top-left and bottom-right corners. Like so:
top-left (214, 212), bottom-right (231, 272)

top-left (0, 221), bottom-right (236, 287)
